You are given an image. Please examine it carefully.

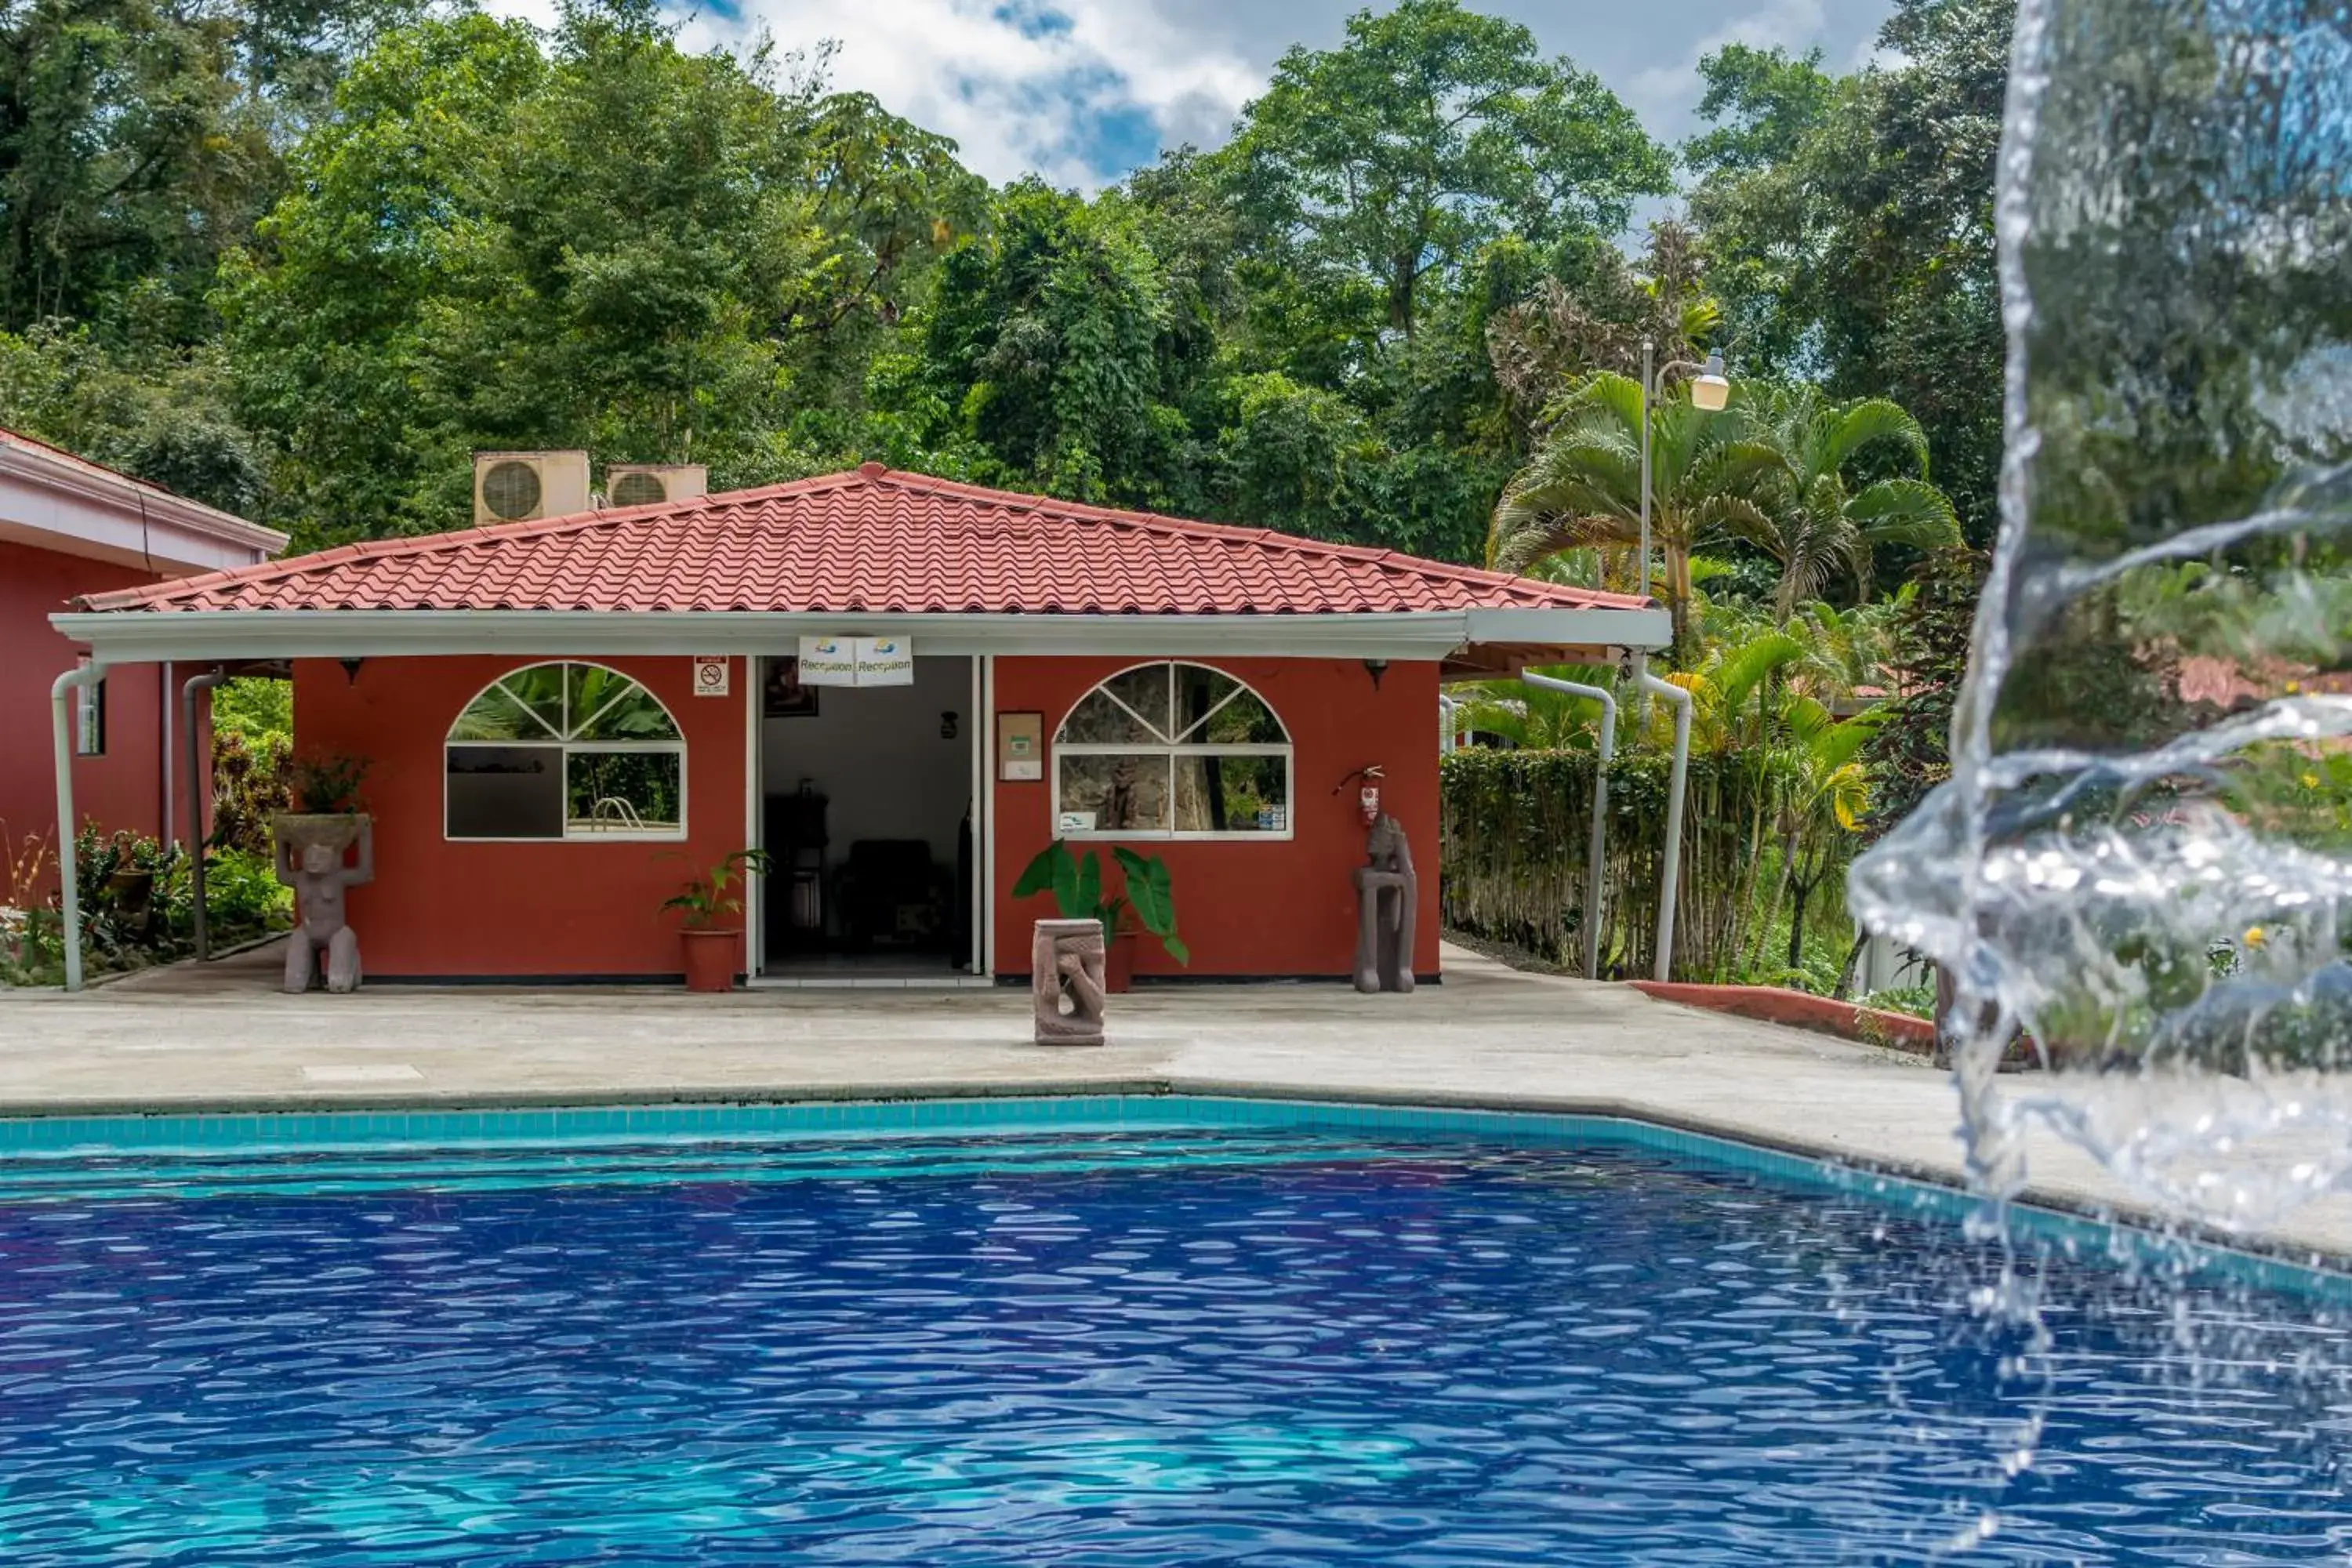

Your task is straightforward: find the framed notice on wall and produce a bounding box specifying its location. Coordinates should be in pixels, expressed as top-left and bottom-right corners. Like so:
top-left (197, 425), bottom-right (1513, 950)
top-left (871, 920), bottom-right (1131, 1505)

top-left (998, 711), bottom-right (1044, 781)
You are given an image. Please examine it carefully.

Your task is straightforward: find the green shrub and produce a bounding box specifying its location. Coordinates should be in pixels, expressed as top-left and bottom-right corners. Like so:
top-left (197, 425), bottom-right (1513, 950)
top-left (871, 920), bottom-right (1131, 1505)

top-left (1440, 746), bottom-right (1823, 982)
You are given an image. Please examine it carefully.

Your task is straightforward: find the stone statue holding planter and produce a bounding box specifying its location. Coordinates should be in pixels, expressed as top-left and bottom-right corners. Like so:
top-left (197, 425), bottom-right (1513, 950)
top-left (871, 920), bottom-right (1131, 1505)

top-left (275, 817), bottom-right (373, 993)
top-left (270, 750), bottom-right (373, 996)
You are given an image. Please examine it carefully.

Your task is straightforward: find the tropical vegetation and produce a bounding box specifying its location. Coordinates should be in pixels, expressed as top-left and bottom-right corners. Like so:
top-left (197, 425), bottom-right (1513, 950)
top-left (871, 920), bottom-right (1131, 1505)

top-left (0, 0), bottom-right (2022, 988)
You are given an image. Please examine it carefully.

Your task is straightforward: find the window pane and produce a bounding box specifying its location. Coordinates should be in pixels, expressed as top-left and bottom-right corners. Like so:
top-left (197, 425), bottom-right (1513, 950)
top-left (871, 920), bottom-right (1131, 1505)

top-left (1058, 688), bottom-right (1156, 745)
top-left (1072, 665), bottom-right (1171, 742)
top-left (567, 750), bottom-right (682, 834)
top-left (1174, 753), bottom-right (1288, 833)
top-left (1058, 753), bottom-right (1169, 833)
top-left (447, 746), bottom-right (563, 838)
top-left (568, 669), bottom-right (679, 741)
top-left (1173, 666), bottom-right (1240, 738)
top-left (450, 682), bottom-right (560, 742)
top-left (498, 665), bottom-right (568, 734)
top-left (1191, 688), bottom-right (1285, 744)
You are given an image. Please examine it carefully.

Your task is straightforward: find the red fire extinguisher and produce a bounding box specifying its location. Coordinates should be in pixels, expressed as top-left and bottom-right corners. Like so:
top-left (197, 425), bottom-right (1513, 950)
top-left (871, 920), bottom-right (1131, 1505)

top-left (1337, 764), bottom-right (1385, 826)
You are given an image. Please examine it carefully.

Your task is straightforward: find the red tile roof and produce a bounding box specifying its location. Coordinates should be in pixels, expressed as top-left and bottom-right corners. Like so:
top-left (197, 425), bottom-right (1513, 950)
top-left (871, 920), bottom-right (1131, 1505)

top-left (74, 466), bottom-right (1650, 619)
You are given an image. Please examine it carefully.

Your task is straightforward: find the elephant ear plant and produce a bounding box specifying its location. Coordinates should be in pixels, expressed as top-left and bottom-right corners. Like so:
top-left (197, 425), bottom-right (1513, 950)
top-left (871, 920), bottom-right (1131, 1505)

top-left (1013, 840), bottom-right (1189, 965)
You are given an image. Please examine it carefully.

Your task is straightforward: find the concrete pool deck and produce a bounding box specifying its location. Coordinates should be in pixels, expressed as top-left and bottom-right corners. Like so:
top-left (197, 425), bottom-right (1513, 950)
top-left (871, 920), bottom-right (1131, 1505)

top-left (4, 940), bottom-right (2350, 1263)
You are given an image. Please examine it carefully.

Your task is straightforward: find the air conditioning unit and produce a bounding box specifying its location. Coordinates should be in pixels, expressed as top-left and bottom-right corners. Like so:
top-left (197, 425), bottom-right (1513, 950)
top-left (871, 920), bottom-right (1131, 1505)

top-left (603, 463), bottom-right (709, 508)
top-left (473, 450), bottom-right (591, 526)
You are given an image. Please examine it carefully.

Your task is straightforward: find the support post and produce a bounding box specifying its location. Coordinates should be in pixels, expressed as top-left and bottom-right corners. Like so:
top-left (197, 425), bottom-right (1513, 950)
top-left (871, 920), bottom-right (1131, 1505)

top-left (1521, 673), bottom-right (1616, 979)
top-left (51, 662), bottom-right (107, 993)
top-left (182, 669), bottom-right (228, 960)
top-left (1637, 669), bottom-right (1693, 982)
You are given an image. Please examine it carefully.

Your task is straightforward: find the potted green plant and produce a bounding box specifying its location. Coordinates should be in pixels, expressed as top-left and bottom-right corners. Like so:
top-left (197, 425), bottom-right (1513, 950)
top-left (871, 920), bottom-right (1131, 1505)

top-left (1012, 840), bottom-right (1188, 993)
top-left (662, 848), bottom-right (769, 993)
top-left (270, 750), bottom-right (372, 865)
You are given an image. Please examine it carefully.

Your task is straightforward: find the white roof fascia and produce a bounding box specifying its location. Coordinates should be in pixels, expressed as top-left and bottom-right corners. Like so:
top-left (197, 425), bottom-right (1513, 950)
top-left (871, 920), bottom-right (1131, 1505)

top-left (49, 604), bottom-right (1666, 665)
top-left (0, 442), bottom-right (285, 575)
top-left (1464, 605), bottom-right (1671, 652)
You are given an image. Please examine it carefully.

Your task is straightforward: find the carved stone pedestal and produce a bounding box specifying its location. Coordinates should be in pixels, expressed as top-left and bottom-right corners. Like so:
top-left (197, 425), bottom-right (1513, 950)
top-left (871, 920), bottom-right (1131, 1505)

top-left (1352, 815), bottom-right (1417, 994)
top-left (1032, 917), bottom-right (1108, 1046)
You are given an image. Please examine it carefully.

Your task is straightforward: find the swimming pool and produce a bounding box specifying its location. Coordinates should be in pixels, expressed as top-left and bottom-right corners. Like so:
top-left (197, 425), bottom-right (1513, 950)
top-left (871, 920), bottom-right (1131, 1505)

top-left (0, 1096), bottom-right (2344, 1565)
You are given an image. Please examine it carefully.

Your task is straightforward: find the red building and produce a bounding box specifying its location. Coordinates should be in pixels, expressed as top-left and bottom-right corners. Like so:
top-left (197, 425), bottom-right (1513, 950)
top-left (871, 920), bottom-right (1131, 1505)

top-left (52, 466), bottom-right (1665, 988)
top-left (1, 430), bottom-right (283, 877)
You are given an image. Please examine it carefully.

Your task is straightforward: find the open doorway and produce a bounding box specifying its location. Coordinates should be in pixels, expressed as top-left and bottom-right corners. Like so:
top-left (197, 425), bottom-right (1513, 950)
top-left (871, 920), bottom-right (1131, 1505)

top-left (755, 655), bottom-right (980, 982)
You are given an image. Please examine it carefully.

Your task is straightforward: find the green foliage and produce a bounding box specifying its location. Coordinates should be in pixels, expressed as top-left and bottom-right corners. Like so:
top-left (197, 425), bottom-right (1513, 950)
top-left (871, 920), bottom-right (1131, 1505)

top-left (1440, 745), bottom-right (1830, 982)
top-left (1860, 982), bottom-right (1938, 1021)
top-left (222, 0), bottom-right (983, 546)
top-left (660, 848), bottom-right (771, 928)
top-left (1110, 847), bottom-right (1188, 967)
top-left (1686, 0), bottom-right (2009, 541)
top-left (210, 730), bottom-right (292, 855)
top-left (0, 0), bottom-right (2007, 587)
top-left (211, 677), bottom-right (292, 750)
top-left (1685, 45), bottom-right (1839, 180)
top-left (0, 325), bottom-right (266, 514)
top-left (1226, 0), bottom-right (1670, 339)
top-left (281, 750), bottom-right (369, 815)
top-left (1860, 546), bottom-right (1983, 838)
top-left (1011, 840), bottom-right (1188, 965)
top-left (2, 823), bottom-right (291, 986)
top-left (1721, 384), bottom-right (1959, 617)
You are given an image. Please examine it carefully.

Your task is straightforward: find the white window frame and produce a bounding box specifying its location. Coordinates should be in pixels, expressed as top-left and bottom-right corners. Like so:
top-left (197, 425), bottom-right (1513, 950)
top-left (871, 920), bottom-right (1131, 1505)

top-left (444, 661), bottom-right (688, 843)
top-left (1051, 660), bottom-right (1294, 842)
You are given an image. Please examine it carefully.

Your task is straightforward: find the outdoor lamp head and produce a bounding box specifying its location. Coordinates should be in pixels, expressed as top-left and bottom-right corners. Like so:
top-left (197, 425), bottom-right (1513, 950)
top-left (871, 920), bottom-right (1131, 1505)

top-left (1690, 352), bottom-right (1731, 412)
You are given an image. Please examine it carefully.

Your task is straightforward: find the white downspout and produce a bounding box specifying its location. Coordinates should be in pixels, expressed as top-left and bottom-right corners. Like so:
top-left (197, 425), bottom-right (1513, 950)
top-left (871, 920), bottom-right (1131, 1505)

top-left (51, 662), bottom-right (107, 993)
top-left (182, 669), bottom-right (228, 960)
top-left (1636, 670), bottom-right (1693, 982)
top-left (1520, 672), bottom-right (1616, 979)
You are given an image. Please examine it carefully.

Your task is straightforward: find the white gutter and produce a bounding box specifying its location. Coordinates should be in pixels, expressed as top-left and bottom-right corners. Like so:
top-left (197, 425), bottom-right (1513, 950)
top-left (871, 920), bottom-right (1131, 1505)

top-left (183, 669), bottom-right (229, 960)
top-left (51, 662), bottom-right (106, 993)
top-left (1521, 673), bottom-right (1617, 979)
top-left (49, 605), bottom-right (1673, 665)
top-left (1636, 670), bottom-right (1694, 982)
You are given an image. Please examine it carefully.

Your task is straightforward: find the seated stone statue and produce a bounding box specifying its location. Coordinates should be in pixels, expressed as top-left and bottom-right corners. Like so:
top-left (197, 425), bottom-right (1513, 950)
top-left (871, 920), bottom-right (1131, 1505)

top-left (276, 821), bottom-right (373, 994)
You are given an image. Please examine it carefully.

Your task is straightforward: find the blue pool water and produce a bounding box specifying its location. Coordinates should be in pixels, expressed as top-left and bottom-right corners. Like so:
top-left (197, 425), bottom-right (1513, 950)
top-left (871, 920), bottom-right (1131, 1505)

top-left (0, 1100), bottom-right (2347, 1565)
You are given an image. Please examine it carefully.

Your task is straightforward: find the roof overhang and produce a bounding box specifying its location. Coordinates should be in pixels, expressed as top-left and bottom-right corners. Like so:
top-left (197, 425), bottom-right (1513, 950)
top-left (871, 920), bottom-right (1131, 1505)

top-left (49, 604), bottom-right (1672, 665)
top-left (0, 442), bottom-right (285, 574)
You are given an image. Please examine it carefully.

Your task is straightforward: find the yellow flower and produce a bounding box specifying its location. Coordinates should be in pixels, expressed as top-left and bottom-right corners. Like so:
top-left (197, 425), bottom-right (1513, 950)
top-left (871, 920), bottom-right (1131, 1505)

top-left (2304, 772), bottom-right (2321, 789)
top-left (2243, 925), bottom-right (2268, 949)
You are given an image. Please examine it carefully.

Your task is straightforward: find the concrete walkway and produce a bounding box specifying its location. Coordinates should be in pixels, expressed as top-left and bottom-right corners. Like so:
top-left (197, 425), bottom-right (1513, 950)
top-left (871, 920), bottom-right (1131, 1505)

top-left (4, 941), bottom-right (2349, 1261)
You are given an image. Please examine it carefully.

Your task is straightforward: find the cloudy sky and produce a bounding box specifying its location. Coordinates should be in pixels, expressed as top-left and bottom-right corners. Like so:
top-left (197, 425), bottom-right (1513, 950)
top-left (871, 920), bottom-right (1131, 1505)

top-left (497, 0), bottom-right (1896, 191)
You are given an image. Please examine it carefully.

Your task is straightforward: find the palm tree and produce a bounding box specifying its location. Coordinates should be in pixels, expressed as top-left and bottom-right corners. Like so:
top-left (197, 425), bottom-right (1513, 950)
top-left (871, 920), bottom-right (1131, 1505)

top-left (1717, 387), bottom-right (1961, 619)
top-left (1487, 372), bottom-right (1774, 659)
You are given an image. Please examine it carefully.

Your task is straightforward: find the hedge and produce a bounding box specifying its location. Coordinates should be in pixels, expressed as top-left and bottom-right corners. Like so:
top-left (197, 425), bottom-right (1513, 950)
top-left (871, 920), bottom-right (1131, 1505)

top-left (1439, 746), bottom-right (1806, 981)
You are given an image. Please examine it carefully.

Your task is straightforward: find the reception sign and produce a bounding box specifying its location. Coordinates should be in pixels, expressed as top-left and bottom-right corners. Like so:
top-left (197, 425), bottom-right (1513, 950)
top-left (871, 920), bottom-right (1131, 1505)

top-left (796, 636), bottom-right (914, 687)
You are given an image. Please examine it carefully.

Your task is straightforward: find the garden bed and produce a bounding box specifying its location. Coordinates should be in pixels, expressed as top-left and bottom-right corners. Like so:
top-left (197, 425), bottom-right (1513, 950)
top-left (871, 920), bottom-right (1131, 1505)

top-left (1631, 980), bottom-right (1936, 1054)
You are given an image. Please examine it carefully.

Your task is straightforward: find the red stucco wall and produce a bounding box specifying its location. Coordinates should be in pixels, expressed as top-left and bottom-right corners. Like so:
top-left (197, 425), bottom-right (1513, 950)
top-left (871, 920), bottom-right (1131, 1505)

top-left (292, 654), bottom-right (750, 979)
top-left (0, 539), bottom-right (175, 880)
top-left (990, 656), bottom-right (1440, 981)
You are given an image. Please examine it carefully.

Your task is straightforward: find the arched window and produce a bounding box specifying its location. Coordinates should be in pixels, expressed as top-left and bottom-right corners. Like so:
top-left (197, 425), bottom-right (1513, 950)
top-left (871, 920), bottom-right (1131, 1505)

top-left (445, 662), bottom-right (684, 840)
top-left (1053, 662), bottom-right (1291, 839)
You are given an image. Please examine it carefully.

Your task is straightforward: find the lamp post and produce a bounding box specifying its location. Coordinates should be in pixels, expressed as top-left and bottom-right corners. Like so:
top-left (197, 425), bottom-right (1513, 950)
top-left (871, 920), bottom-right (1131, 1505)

top-left (1635, 340), bottom-right (1731, 713)
top-left (1636, 341), bottom-right (1733, 602)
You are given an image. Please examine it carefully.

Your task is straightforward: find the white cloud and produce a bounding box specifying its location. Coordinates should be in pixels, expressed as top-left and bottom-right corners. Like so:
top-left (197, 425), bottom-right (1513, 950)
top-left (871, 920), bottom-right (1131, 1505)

top-left (486, 0), bottom-right (1263, 189)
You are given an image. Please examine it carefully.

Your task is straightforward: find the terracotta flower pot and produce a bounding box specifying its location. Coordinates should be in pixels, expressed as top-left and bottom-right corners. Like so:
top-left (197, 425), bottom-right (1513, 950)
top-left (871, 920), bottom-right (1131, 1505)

top-left (680, 927), bottom-right (739, 993)
top-left (1103, 928), bottom-right (1138, 994)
